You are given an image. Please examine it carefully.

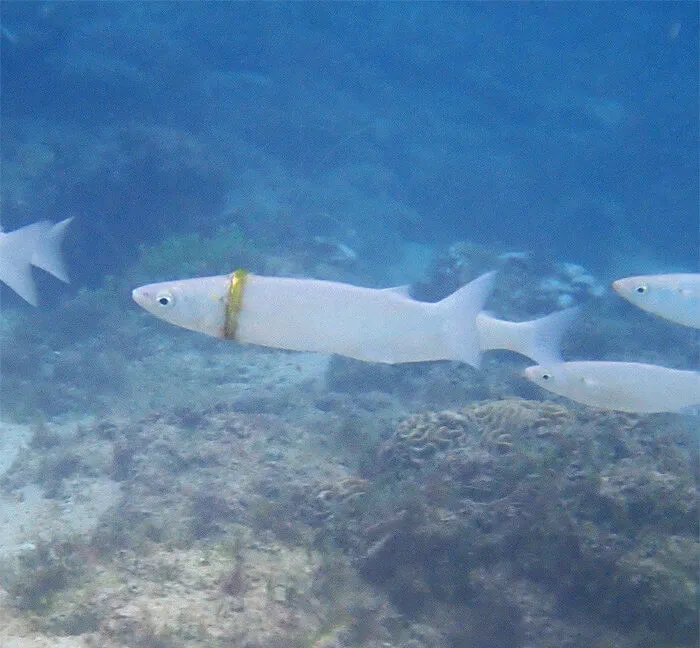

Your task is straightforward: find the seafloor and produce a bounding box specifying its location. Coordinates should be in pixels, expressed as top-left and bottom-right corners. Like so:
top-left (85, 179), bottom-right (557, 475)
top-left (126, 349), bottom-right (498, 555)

top-left (0, 240), bottom-right (697, 648)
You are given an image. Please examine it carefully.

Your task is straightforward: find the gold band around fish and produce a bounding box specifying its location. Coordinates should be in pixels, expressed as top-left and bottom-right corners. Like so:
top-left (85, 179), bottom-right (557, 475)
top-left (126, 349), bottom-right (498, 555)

top-left (224, 269), bottom-right (248, 340)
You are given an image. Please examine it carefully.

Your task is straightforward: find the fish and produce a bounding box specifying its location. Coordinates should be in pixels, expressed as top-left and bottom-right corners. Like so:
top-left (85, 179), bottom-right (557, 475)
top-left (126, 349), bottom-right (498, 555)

top-left (524, 361), bottom-right (700, 413)
top-left (0, 218), bottom-right (73, 306)
top-left (612, 273), bottom-right (700, 329)
top-left (476, 308), bottom-right (579, 365)
top-left (132, 270), bottom-right (577, 366)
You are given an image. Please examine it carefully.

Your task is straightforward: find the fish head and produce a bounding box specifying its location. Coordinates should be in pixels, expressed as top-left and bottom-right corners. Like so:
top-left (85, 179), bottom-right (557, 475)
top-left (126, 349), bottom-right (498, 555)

top-left (523, 364), bottom-right (569, 394)
top-left (612, 275), bottom-right (679, 317)
top-left (132, 275), bottom-right (229, 337)
top-left (614, 273), bottom-right (699, 328)
top-left (612, 275), bottom-right (653, 307)
top-left (524, 362), bottom-right (616, 408)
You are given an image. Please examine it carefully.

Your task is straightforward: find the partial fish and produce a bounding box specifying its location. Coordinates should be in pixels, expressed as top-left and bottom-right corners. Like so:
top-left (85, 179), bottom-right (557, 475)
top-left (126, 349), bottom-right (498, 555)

top-left (524, 361), bottom-right (700, 413)
top-left (0, 218), bottom-right (73, 306)
top-left (613, 273), bottom-right (700, 329)
top-left (132, 270), bottom-right (577, 366)
top-left (476, 308), bottom-right (579, 365)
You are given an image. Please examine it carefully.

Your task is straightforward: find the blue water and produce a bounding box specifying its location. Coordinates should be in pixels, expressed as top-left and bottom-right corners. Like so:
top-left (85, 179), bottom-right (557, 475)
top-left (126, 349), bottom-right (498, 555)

top-left (1, 2), bottom-right (697, 287)
top-left (0, 3), bottom-right (697, 646)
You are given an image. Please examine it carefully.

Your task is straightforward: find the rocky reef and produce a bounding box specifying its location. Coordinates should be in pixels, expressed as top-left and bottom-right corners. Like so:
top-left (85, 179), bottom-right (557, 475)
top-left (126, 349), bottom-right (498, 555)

top-left (416, 241), bottom-right (606, 316)
top-left (354, 401), bottom-right (698, 646)
top-left (0, 395), bottom-right (695, 647)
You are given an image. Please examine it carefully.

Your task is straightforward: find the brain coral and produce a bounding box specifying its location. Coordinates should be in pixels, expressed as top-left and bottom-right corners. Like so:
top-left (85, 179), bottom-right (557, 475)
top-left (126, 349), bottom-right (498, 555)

top-left (383, 398), bottom-right (574, 466)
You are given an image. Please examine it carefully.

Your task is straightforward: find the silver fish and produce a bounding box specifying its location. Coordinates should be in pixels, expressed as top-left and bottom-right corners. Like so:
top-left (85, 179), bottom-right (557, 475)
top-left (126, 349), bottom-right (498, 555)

top-left (133, 270), bottom-right (577, 366)
top-left (613, 273), bottom-right (700, 329)
top-left (524, 360), bottom-right (700, 413)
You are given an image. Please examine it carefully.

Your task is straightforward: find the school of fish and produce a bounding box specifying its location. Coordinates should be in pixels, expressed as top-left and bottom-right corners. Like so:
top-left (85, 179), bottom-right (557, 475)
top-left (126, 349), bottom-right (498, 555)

top-left (132, 267), bottom-right (699, 414)
top-left (526, 273), bottom-right (699, 413)
top-left (0, 217), bottom-right (696, 414)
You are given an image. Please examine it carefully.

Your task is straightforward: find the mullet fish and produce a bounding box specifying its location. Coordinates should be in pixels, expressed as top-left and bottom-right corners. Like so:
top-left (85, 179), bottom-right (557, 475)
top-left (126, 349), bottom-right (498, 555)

top-left (133, 270), bottom-right (577, 367)
top-left (613, 273), bottom-right (700, 329)
top-left (524, 361), bottom-right (700, 413)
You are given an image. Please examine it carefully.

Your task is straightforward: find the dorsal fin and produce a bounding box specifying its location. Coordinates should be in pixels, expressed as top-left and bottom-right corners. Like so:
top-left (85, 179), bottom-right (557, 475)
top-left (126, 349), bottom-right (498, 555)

top-left (0, 221), bottom-right (52, 305)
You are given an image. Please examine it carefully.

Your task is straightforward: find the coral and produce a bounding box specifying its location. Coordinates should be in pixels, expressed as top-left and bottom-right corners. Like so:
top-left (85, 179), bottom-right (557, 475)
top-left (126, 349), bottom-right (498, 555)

top-left (361, 400), bottom-right (698, 645)
top-left (1, 393), bottom-right (695, 647)
top-left (382, 398), bottom-right (574, 467)
top-left (466, 398), bottom-right (574, 440)
top-left (393, 409), bottom-right (471, 462)
top-left (313, 477), bottom-right (371, 522)
top-left (596, 459), bottom-right (697, 532)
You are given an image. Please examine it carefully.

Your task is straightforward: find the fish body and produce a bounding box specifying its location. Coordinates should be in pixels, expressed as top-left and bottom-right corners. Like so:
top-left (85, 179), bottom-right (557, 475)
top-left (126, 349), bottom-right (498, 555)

top-left (524, 361), bottom-right (700, 413)
top-left (613, 273), bottom-right (700, 329)
top-left (132, 271), bottom-right (576, 366)
top-left (235, 273), bottom-right (491, 365)
top-left (0, 218), bottom-right (73, 305)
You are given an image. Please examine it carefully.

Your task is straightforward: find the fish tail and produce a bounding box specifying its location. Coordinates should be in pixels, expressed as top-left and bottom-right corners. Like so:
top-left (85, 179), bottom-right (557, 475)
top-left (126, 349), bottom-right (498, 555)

top-left (509, 307), bottom-right (580, 364)
top-left (31, 217), bottom-right (73, 283)
top-left (440, 271), bottom-right (497, 367)
top-left (0, 221), bottom-right (52, 306)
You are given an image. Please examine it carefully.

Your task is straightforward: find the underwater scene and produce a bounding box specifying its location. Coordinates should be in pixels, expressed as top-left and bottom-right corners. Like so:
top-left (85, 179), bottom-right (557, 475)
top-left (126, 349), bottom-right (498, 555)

top-left (0, 2), bottom-right (698, 647)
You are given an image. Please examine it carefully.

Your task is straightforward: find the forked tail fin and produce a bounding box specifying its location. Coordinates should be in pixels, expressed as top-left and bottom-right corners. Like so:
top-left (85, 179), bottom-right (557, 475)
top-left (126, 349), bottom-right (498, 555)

top-left (31, 217), bottom-right (73, 283)
top-left (477, 307), bottom-right (580, 364)
top-left (440, 271), bottom-right (497, 368)
top-left (0, 221), bottom-right (52, 306)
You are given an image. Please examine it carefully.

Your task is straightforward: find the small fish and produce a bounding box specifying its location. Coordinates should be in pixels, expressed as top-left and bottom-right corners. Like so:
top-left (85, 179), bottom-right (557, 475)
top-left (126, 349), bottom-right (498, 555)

top-left (133, 270), bottom-right (577, 366)
top-left (524, 361), bottom-right (700, 413)
top-left (0, 218), bottom-right (73, 306)
top-left (613, 273), bottom-right (700, 329)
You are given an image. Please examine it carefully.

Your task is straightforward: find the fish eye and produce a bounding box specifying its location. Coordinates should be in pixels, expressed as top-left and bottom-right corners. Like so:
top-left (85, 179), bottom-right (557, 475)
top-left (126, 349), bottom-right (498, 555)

top-left (635, 284), bottom-right (647, 294)
top-left (156, 292), bottom-right (175, 307)
top-left (541, 373), bottom-right (551, 381)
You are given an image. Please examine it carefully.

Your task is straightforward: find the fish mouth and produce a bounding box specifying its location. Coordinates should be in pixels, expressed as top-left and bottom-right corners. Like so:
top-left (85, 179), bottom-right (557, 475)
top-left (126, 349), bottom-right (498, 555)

top-left (132, 287), bottom-right (148, 308)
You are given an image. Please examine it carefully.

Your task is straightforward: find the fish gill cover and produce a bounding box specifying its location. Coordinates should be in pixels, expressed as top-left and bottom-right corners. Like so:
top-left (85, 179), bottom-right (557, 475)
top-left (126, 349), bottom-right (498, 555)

top-left (0, 2), bottom-right (697, 647)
